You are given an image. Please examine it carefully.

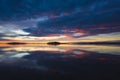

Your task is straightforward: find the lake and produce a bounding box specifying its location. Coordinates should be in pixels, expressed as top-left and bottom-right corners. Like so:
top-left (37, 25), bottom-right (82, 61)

top-left (0, 44), bottom-right (120, 80)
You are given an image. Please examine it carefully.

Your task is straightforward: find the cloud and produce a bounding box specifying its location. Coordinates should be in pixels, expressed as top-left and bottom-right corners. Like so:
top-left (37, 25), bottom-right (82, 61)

top-left (73, 33), bottom-right (85, 37)
top-left (10, 53), bottom-right (30, 58)
top-left (79, 32), bottom-right (120, 42)
top-left (0, 0), bottom-right (120, 40)
top-left (36, 0), bottom-right (120, 31)
top-left (0, 25), bottom-right (30, 36)
top-left (2, 35), bottom-right (68, 41)
top-left (15, 16), bottom-right (49, 28)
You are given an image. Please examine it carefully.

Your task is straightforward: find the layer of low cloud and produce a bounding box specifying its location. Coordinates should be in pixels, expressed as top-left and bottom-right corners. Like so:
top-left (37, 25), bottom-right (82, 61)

top-left (0, 25), bottom-right (30, 37)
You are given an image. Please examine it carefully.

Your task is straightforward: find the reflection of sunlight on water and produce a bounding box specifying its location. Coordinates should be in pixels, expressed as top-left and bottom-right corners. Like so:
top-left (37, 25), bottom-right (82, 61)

top-left (1, 44), bottom-right (120, 55)
top-left (0, 44), bottom-right (120, 61)
top-left (0, 44), bottom-right (120, 62)
top-left (0, 44), bottom-right (120, 71)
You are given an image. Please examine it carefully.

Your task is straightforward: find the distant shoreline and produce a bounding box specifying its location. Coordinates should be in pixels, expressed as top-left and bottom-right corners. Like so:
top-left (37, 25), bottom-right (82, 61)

top-left (0, 41), bottom-right (119, 45)
top-left (73, 42), bottom-right (120, 45)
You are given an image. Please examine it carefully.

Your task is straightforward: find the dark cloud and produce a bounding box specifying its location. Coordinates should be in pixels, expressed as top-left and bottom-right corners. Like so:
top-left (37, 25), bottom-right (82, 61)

top-left (0, 0), bottom-right (94, 20)
top-left (0, 0), bottom-right (119, 20)
top-left (37, 0), bottom-right (120, 27)
top-left (0, 0), bottom-right (120, 37)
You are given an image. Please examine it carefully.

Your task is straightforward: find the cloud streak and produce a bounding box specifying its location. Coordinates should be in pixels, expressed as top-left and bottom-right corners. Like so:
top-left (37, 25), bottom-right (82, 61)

top-left (0, 0), bottom-right (120, 43)
top-left (0, 26), bottom-right (30, 36)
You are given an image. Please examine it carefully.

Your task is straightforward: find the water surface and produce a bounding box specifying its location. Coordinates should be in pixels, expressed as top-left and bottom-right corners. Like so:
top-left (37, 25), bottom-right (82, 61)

top-left (0, 44), bottom-right (120, 80)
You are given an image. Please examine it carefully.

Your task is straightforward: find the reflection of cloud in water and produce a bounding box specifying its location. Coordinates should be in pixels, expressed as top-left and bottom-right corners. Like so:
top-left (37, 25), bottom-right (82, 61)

top-left (0, 52), bottom-right (49, 71)
top-left (2, 44), bottom-right (120, 55)
top-left (0, 44), bottom-right (120, 70)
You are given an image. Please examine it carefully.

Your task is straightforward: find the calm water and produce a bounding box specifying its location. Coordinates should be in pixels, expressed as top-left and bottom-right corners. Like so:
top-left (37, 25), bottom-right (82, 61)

top-left (0, 44), bottom-right (120, 80)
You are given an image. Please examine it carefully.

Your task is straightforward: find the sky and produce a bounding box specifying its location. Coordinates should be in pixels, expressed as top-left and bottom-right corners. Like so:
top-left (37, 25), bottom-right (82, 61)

top-left (0, 0), bottom-right (120, 43)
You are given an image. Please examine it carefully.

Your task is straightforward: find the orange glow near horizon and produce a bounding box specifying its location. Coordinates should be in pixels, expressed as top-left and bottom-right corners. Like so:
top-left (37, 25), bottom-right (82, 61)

top-left (1, 44), bottom-right (120, 55)
top-left (0, 32), bottom-right (120, 44)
